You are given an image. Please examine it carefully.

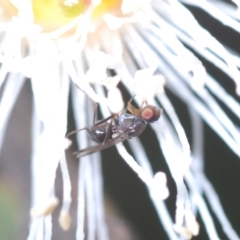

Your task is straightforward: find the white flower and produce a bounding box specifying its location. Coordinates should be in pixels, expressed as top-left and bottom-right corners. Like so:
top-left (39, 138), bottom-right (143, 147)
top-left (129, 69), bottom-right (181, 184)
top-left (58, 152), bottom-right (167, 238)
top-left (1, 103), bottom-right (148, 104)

top-left (0, 1), bottom-right (240, 240)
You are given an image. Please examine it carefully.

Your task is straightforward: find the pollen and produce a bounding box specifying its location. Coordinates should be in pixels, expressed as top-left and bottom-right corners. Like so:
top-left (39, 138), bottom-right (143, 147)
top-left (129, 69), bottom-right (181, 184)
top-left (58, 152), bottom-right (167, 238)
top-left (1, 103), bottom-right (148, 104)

top-left (59, 209), bottom-right (71, 231)
top-left (0, 0), bottom-right (18, 20)
top-left (31, 0), bottom-right (123, 31)
top-left (32, 0), bottom-right (88, 30)
top-left (30, 197), bottom-right (59, 218)
top-left (2, 0), bottom-right (124, 31)
top-left (92, 0), bottom-right (123, 19)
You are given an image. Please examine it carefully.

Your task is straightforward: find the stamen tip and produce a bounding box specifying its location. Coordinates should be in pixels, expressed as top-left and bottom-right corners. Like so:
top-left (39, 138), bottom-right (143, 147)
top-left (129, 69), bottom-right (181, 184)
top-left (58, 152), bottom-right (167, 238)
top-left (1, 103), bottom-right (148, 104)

top-left (30, 197), bottom-right (59, 218)
top-left (59, 209), bottom-right (71, 231)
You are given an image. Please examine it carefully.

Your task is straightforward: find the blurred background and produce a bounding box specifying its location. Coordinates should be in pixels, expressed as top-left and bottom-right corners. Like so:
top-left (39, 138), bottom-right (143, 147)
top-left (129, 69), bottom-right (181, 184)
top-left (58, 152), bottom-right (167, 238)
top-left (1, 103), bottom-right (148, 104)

top-left (0, 1), bottom-right (240, 240)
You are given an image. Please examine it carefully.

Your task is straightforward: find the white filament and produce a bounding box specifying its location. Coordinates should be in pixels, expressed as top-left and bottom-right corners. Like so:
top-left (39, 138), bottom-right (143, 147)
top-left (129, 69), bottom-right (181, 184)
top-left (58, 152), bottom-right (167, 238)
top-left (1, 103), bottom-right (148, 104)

top-left (72, 83), bottom-right (109, 240)
top-left (1, 0), bottom-right (240, 240)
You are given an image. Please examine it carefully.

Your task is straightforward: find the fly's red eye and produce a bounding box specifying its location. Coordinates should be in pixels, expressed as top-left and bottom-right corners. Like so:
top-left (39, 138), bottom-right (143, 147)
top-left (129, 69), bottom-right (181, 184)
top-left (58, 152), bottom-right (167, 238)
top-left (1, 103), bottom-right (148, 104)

top-left (141, 105), bottom-right (162, 123)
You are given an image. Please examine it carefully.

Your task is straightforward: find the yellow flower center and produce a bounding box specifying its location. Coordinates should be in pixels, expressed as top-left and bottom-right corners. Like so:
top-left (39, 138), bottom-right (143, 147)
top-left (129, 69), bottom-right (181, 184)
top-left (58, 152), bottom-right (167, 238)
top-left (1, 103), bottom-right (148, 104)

top-left (1, 0), bottom-right (123, 31)
top-left (32, 0), bottom-right (87, 30)
top-left (0, 0), bottom-right (122, 31)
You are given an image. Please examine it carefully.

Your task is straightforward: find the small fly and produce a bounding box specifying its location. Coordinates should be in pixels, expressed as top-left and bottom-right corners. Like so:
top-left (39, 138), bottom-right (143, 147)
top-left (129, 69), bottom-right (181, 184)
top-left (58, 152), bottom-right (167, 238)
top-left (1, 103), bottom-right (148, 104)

top-left (67, 97), bottom-right (162, 158)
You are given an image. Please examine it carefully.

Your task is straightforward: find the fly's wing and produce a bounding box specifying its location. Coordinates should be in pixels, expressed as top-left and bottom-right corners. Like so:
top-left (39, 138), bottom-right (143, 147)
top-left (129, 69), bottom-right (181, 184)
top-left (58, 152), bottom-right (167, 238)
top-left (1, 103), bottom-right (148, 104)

top-left (73, 133), bottom-right (128, 158)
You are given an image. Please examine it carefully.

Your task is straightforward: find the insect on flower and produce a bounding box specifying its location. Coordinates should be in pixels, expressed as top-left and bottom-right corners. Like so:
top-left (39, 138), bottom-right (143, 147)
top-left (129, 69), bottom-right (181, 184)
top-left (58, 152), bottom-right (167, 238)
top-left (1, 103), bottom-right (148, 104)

top-left (67, 96), bottom-right (162, 158)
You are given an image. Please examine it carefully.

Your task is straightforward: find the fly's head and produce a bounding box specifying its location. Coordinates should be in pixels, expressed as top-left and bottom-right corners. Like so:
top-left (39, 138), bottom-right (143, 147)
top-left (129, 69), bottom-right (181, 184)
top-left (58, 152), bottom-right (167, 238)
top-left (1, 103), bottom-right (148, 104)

top-left (140, 105), bottom-right (162, 123)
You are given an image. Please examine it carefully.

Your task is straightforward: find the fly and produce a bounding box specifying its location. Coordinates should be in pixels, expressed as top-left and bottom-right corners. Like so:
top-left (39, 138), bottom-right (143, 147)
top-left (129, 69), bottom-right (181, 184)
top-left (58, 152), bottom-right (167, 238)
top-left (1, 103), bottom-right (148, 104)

top-left (67, 97), bottom-right (162, 158)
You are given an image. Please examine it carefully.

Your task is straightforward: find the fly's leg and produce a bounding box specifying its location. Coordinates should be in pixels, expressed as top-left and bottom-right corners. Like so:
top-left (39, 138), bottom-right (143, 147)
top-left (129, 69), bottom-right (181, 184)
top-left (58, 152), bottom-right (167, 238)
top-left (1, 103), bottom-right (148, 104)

top-left (126, 95), bottom-right (146, 115)
top-left (93, 103), bottom-right (115, 144)
top-left (125, 94), bottom-right (136, 112)
top-left (93, 103), bottom-right (116, 124)
top-left (140, 98), bottom-right (148, 108)
top-left (127, 95), bottom-right (149, 108)
top-left (102, 117), bottom-right (114, 143)
top-left (66, 103), bottom-right (98, 138)
top-left (66, 106), bottom-right (98, 139)
top-left (92, 102), bottom-right (98, 125)
top-left (66, 127), bottom-right (92, 138)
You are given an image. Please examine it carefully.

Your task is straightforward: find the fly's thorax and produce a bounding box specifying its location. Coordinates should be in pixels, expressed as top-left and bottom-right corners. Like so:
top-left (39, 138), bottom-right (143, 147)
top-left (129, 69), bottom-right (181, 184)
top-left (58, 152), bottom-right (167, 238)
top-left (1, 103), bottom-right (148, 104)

top-left (115, 113), bottom-right (147, 138)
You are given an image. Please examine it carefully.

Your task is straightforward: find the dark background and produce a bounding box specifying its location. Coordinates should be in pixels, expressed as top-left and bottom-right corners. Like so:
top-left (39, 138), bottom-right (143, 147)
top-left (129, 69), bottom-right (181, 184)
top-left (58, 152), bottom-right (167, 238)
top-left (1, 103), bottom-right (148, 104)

top-left (0, 1), bottom-right (240, 239)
